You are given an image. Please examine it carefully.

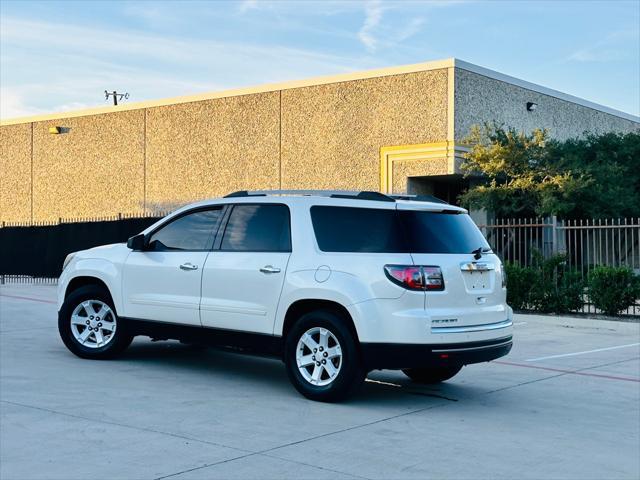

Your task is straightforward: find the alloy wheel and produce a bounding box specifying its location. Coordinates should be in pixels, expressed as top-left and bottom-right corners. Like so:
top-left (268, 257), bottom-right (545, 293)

top-left (70, 300), bottom-right (117, 349)
top-left (296, 327), bottom-right (343, 386)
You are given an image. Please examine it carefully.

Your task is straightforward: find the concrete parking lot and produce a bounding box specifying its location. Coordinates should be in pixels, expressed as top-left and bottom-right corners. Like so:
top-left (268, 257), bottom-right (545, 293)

top-left (1, 284), bottom-right (639, 480)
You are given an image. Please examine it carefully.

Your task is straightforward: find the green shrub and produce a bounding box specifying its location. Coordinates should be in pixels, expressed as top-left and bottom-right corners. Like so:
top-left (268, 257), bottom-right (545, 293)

top-left (587, 266), bottom-right (640, 316)
top-left (505, 252), bottom-right (584, 314)
top-left (528, 253), bottom-right (584, 314)
top-left (504, 262), bottom-right (536, 310)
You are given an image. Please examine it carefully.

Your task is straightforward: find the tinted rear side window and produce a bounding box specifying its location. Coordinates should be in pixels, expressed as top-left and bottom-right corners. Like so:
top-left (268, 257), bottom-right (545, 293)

top-left (221, 204), bottom-right (291, 252)
top-left (310, 206), bottom-right (406, 253)
top-left (310, 206), bottom-right (489, 254)
top-left (400, 210), bottom-right (489, 254)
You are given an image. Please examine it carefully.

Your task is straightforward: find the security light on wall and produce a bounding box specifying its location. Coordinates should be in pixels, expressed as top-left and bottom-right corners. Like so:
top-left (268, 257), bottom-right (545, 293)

top-left (526, 102), bottom-right (538, 111)
top-left (49, 126), bottom-right (62, 134)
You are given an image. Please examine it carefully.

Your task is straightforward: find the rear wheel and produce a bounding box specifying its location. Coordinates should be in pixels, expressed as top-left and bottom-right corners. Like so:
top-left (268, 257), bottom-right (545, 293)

top-left (285, 310), bottom-right (365, 402)
top-left (402, 365), bottom-right (462, 384)
top-left (58, 285), bottom-right (133, 359)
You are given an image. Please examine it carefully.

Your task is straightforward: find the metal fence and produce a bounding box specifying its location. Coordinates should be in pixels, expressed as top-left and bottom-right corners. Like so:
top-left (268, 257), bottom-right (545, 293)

top-left (478, 217), bottom-right (640, 315)
top-left (2, 212), bottom-right (639, 315)
top-left (0, 214), bottom-right (166, 284)
top-left (1, 211), bottom-right (170, 228)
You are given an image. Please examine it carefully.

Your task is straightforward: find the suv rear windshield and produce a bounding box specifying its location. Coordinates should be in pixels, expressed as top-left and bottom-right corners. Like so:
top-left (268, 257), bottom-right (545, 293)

top-left (310, 206), bottom-right (489, 254)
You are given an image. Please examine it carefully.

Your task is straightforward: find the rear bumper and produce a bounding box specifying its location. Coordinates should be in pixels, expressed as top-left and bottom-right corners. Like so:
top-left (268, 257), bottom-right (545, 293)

top-left (360, 335), bottom-right (513, 370)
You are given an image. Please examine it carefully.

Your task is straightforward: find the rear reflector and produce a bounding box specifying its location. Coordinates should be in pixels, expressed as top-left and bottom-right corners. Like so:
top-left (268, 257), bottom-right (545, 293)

top-left (384, 265), bottom-right (444, 291)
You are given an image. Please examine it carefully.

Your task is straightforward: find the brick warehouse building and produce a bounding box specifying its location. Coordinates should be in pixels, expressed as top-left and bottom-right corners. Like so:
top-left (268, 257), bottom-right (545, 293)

top-left (1, 58), bottom-right (638, 224)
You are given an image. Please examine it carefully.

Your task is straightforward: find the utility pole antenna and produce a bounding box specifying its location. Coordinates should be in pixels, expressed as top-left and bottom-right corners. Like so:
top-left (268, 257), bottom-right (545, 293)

top-left (104, 90), bottom-right (130, 106)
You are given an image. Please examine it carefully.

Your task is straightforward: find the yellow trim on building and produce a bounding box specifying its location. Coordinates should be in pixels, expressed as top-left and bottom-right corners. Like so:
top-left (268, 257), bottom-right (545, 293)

top-left (0, 58), bottom-right (456, 126)
top-left (447, 66), bottom-right (456, 142)
top-left (379, 142), bottom-right (469, 193)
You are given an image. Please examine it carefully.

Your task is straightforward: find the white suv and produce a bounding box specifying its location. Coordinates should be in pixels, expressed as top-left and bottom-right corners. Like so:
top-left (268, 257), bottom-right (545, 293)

top-left (58, 190), bottom-right (513, 402)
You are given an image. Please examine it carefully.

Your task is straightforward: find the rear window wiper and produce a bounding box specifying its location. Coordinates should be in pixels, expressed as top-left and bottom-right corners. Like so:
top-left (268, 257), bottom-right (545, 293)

top-left (471, 247), bottom-right (491, 260)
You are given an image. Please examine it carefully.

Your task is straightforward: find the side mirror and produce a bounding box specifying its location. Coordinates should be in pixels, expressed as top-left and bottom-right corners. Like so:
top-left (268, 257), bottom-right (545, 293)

top-left (127, 233), bottom-right (147, 251)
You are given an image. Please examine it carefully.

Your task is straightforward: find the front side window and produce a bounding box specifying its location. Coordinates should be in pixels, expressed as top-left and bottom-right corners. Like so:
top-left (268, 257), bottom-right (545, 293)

top-left (147, 208), bottom-right (223, 251)
top-left (221, 204), bottom-right (291, 252)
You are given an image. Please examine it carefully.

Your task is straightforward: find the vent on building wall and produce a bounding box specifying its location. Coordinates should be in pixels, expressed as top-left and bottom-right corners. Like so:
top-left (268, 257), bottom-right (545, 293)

top-left (526, 102), bottom-right (538, 112)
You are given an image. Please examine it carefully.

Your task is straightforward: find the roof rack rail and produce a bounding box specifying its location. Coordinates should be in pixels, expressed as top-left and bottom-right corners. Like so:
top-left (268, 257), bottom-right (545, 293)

top-left (390, 194), bottom-right (450, 205)
top-left (330, 191), bottom-right (395, 202)
top-left (223, 190), bottom-right (267, 198)
top-left (223, 190), bottom-right (453, 205)
top-left (224, 190), bottom-right (395, 202)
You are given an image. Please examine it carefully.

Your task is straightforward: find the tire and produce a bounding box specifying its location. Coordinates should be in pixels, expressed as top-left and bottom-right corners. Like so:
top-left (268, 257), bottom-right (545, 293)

top-left (402, 365), bottom-right (462, 384)
top-left (58, 285), bottom-right (133, 360)
top-left (284, 309), bottom-right (365, 402)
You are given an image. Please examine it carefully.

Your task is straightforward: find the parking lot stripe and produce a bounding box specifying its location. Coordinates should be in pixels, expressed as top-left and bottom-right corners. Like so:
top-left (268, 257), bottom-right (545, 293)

top-left (495, 359), bottom-right (640, 383)
top-left (0, 294), bottom-right (57, 304)
top-left (526, 343), bottom-right (640, 362)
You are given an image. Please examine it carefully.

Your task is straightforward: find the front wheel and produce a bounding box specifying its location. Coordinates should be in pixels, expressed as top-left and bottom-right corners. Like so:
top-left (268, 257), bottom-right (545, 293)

top-left (402, 365), bottom-right (462, 384)
top-left (284, 310), bottom-right (365, 402)
top-left (58, 285), bottom-right (133, 359)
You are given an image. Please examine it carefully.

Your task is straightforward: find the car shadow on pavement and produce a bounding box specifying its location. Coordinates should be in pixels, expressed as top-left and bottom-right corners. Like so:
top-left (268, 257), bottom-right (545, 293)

top-left (118, 339), bottom-right (481, 406)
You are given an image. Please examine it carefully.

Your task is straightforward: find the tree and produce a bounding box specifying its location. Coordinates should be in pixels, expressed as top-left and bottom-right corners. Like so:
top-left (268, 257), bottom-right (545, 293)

top-left (459, 123), bottom-right (640, 218)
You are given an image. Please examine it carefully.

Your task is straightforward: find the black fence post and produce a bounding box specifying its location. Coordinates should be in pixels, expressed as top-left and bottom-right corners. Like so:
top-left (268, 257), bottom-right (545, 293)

top-left (1, 221), bottom-right (4, 285)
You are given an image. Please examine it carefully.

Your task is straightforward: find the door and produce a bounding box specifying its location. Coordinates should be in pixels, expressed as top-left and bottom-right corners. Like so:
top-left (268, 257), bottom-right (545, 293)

top-left (122, 207), bottom-right (225, 325)
top-left (201, 203), bottom-right (291, 334)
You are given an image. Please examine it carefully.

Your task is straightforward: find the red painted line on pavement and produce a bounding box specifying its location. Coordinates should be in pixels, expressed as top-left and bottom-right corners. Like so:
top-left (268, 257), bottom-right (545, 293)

top-left (0, 294), bottom-right (57, 305)
top-left (495, 360), bottom-right (640, 383)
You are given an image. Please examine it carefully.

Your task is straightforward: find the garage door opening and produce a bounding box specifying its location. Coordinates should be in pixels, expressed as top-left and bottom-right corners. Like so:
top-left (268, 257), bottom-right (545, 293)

top-left (407, 175), bottom-right (468, 206)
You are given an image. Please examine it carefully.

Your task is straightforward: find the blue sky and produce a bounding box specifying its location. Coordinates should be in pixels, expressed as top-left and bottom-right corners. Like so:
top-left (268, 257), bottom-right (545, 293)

top-left (1, 0), bottom-right (639, 119)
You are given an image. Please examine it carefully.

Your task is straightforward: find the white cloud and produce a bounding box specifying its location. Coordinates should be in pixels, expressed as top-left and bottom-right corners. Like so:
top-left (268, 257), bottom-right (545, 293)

top-left (566, 29), bottom-right (639, 63)
top-left (0, 1), bottom-right (465, 120)
top-left (0, 15), bottom-right (377, 120)
top-left (123, 4), bottom-right (167, 25)
top-left (357, 1), bottom-right (458, 52)
top-left (0, 88), bottom-right (45, 119)
top-left (358, 0), bottom-right (384, 51)
top-left (395, 17), bottom-right (425, 43)
top-left (238, 0), bottom-right (259, 14)
top-left (567, 49), bottom-right (620, 63)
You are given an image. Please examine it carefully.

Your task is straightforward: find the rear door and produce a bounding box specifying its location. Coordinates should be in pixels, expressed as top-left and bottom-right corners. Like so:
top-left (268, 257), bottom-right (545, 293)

top-left (200, 203), bottom-right (291, 334)
top-left (398, 206), bottom-right (508, 328)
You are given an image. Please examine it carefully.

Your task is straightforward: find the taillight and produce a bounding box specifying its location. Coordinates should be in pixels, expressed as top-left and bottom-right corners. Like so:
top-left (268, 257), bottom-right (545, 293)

top-left (384, 265), bottom-right (424, 290)
top-left (423, 266), bottom-right (444, 291)
top-left (384, 265), bottom-right (444, 291)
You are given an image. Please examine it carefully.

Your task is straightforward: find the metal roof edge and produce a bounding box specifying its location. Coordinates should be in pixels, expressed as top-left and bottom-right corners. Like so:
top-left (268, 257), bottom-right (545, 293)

top-left (0, 58), bottom-right (456, 126)
top-left (453, 59), bottom-right (639, 123)
top-left (2, 57), bottom-right (637, 126)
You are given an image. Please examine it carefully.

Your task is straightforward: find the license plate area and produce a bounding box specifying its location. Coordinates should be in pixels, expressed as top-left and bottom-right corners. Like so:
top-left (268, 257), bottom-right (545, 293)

top-left (463, 270), bottom-right (491, 292)
top-left (459, 261), bottom-right (495, 292)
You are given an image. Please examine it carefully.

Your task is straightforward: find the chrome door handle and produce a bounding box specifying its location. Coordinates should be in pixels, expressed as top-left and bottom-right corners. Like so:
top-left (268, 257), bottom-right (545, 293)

top-left (179, 263), bottom-right (198, 271)
top-left (260, 265), bottom-right (281, 274)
